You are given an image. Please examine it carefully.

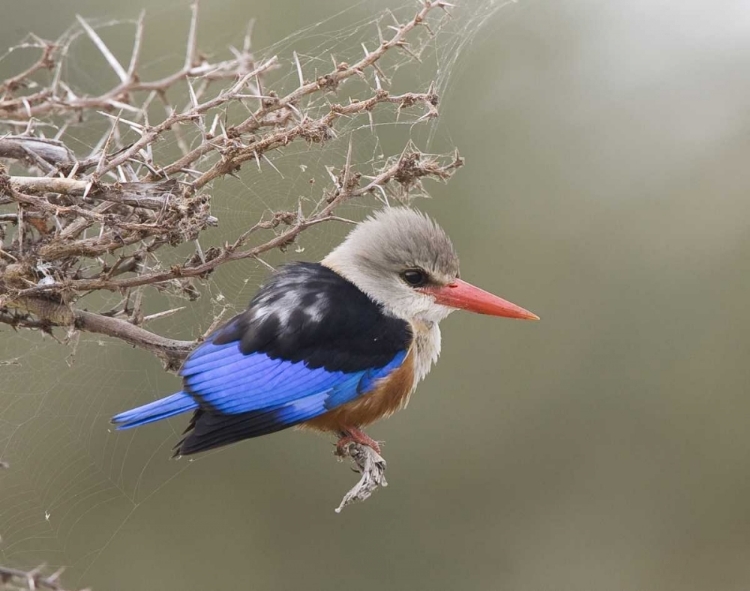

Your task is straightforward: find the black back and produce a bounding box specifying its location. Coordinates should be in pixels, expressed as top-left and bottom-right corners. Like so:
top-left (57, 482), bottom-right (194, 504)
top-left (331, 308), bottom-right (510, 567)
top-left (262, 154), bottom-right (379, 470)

top-left (212, 262), bottom-right (411, 373)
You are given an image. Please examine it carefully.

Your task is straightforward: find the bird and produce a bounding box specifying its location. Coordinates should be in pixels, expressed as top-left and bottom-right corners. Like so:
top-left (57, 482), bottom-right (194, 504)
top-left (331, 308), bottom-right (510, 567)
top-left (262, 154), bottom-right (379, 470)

top-left (111, 208), bottom-right (538, 457)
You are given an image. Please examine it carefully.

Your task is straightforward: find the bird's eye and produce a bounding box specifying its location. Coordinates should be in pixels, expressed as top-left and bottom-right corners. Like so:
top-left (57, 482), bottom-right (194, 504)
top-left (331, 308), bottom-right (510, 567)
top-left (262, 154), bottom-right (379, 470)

top-left (401, 269), bottom-right (428, 287)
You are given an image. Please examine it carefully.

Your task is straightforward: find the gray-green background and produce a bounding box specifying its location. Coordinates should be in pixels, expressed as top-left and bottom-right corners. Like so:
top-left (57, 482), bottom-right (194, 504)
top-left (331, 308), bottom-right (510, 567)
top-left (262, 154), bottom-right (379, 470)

top-left (1, 1), bottom-right (750, 590)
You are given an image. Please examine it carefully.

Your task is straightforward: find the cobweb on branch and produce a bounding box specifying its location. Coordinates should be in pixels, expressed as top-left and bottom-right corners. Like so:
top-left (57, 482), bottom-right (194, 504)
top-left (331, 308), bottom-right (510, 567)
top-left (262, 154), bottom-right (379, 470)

top-left (0, 0), bottom-right (516, 585)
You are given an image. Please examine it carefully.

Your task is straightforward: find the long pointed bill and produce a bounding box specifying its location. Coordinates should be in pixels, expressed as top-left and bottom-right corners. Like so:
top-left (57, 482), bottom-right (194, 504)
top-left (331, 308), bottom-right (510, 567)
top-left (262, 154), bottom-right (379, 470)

top-left (423, 279), bottom-right (539, 320)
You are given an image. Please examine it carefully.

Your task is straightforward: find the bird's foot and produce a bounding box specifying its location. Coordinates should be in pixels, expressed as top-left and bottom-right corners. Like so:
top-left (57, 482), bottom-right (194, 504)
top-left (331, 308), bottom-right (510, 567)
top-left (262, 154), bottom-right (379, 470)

top-left (336, 428), bottom-right (381, 456)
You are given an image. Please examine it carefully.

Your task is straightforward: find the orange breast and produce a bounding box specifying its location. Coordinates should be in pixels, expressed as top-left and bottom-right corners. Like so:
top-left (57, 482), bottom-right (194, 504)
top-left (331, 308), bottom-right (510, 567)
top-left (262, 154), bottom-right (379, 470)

top-left (302, 350), bottom-right (416, 434)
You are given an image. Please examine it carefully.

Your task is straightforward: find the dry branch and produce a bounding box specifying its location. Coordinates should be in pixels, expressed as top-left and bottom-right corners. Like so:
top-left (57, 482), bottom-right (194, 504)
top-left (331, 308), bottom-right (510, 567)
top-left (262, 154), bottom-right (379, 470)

top-left (335, 443), bottom-right (389, 512)
top-left (0, 0), bottom-right (463, 518)
top-left (0, 564), bottom-right (68, 591)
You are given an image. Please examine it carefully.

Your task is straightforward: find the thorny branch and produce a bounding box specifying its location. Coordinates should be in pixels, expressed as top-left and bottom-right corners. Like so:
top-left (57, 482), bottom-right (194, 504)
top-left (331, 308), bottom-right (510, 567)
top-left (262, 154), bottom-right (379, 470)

top-left (0, 564), bottom-right (68, 591)
top-left (0, 0), bottom-right (463, 518)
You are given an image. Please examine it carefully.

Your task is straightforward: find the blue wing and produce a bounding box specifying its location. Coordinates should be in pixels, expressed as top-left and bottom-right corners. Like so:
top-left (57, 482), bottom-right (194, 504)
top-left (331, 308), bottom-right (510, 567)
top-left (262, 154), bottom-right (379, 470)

top-left (112, 331), bottom-right (407, 455)
top-left (111, 262), bottom-right (411, 455)
top-left (181, 336), bottom-right (406, 415)
top-left (174, 336), bottom-right (406, 455)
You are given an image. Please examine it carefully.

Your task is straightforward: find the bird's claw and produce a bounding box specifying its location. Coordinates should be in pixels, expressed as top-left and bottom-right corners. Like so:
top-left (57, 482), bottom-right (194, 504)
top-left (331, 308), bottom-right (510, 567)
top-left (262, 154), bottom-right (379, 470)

top-left (335, 428), bottom-right (382, 456)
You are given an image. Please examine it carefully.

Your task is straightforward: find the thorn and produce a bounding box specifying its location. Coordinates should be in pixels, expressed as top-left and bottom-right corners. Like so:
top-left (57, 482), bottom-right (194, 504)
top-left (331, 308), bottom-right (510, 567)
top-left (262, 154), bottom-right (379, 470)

top-left (46, 567), bottom-right (66, 584)
top-left (397, 41), bottom-right (422, 62)
top-left (97, 111), bottom-right (144, 131)
top-left (96, 111), bottom-right (121, 176)
top-left (185, 1), bottom-right (200, 70)
top-left (386, 8), bottom-right (401, 27)
top-left (344, 135), bottom-right (354, 178)
top-left (127, 9), bottom-right (146, 79)
top-left (106, 100), bottom-right (141, 114)
top-left (372, 183), bottom-right (390, 206)
top-left (325, 165), bottom-right (340, 188)
top-left (253, 255), bottom-right (275, 272)
top-left (186, 78), bottom-right (199, 109)
top-left (287, 103), bottom-right (303, 120)
top-left (77, 15), bottom-right (129, 83)
top-left (372, 62), bottom-right (390, 86)
top-left (209, 113), bottom-right (220, 136)
top-left (293, 51), bottom-right (304, 88)
top-left (142, 307), bottom-right (186, 323)
top-left (116, 165), bottom-right (128, 182)
top-left (243, 18), bottom-right (256, 53)
top-left (261, 154), bottom-right (283, 178)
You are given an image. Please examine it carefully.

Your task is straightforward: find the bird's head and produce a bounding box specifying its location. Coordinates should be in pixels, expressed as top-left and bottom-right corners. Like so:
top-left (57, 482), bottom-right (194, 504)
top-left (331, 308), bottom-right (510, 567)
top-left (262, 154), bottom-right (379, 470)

top-left (322, 208), bottom-right (538, 325)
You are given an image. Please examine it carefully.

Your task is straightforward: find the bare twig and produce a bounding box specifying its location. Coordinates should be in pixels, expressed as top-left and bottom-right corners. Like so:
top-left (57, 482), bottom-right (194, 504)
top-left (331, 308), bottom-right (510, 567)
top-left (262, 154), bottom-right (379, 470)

top-left (335, 442), bottom-right (388, 512)
top-left (0, 137), bottom-right (74, 168)
top-left (0, 39), bottom-right (57, 96)
top-left (0, 564), bottom-right (69, 591)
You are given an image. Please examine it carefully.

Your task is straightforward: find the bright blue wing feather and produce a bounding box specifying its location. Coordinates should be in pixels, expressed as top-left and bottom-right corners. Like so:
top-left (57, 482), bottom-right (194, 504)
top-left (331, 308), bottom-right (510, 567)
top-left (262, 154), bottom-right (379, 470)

top-left (112, 392), bottom-right (198, 429)
top-left (357, 353), bottom-right (408, 393)
top-left (268, 352), bottom-right (407, 427)
top-left (180, 337), bottom-right (407, 418)
top-left (324, 352), bottom-right (407, 409)
top-left (113, 333), bottom-right (407, 435)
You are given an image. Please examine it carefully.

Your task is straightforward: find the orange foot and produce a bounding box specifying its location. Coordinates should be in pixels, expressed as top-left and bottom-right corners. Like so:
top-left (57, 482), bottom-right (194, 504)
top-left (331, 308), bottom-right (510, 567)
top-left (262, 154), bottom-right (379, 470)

top-left (336, 427), bottom-right (381, 455)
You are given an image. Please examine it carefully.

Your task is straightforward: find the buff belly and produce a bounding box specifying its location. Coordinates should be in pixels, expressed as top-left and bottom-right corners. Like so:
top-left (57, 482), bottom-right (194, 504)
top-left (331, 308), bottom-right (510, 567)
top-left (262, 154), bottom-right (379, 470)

top-left (302, 351), bottom-right (416, 433)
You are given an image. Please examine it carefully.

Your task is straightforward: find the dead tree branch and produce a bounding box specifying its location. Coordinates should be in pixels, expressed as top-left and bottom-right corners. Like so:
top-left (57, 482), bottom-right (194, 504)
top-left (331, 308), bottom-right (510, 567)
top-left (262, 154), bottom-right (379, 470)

top-left (0, 0), bottom-right (464, 516)
top-left (335, 443), bottom-right (389, 512)
top-left (0, 564), bottom-right (69, 591)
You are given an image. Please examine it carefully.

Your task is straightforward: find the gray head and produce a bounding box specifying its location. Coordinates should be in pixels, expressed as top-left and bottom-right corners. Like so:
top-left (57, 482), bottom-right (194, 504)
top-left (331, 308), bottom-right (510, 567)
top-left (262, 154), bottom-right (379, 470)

top-left (322, 208), bottom-right (539, 325)
top-left (322, 208), bottom-right (459, 323)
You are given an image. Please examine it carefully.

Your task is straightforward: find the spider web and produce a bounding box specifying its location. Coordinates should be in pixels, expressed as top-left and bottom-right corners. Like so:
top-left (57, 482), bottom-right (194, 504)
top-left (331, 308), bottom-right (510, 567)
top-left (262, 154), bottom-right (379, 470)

top-left (0, 0), bottom-right (515, 584)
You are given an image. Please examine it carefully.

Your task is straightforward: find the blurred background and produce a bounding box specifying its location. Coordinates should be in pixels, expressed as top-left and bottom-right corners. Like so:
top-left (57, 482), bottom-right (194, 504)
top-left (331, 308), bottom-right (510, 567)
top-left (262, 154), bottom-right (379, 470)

top-left (1, 1), bottom-right (750, 590)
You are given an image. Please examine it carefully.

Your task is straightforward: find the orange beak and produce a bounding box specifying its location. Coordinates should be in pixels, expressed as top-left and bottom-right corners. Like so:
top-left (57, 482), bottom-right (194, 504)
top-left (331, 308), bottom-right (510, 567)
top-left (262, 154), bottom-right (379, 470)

top-left (422, 279), bottom-right (539, 320)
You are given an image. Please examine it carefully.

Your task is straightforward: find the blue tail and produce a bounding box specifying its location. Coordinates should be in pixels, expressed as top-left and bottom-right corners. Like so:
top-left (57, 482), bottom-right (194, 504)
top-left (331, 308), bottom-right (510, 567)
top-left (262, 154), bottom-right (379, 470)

top-left (111, 392), bottom-right (198, 430)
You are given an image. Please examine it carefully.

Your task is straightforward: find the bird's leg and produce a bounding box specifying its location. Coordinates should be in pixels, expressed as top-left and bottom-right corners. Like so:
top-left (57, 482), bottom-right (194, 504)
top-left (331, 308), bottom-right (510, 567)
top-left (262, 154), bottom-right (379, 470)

top-left (336, 427), bottom-right (381, 455)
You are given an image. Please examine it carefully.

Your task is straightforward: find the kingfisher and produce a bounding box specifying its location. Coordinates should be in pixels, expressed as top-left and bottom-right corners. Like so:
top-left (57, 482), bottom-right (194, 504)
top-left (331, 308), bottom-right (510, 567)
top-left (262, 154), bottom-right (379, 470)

top-left (111, 208), bottom-right (538, 456)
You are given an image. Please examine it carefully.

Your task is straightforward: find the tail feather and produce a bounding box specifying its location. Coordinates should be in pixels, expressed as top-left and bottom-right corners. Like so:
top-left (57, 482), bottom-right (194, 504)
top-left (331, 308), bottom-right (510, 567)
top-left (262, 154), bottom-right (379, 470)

top-left (111, 392), bottom-right (198, 430)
